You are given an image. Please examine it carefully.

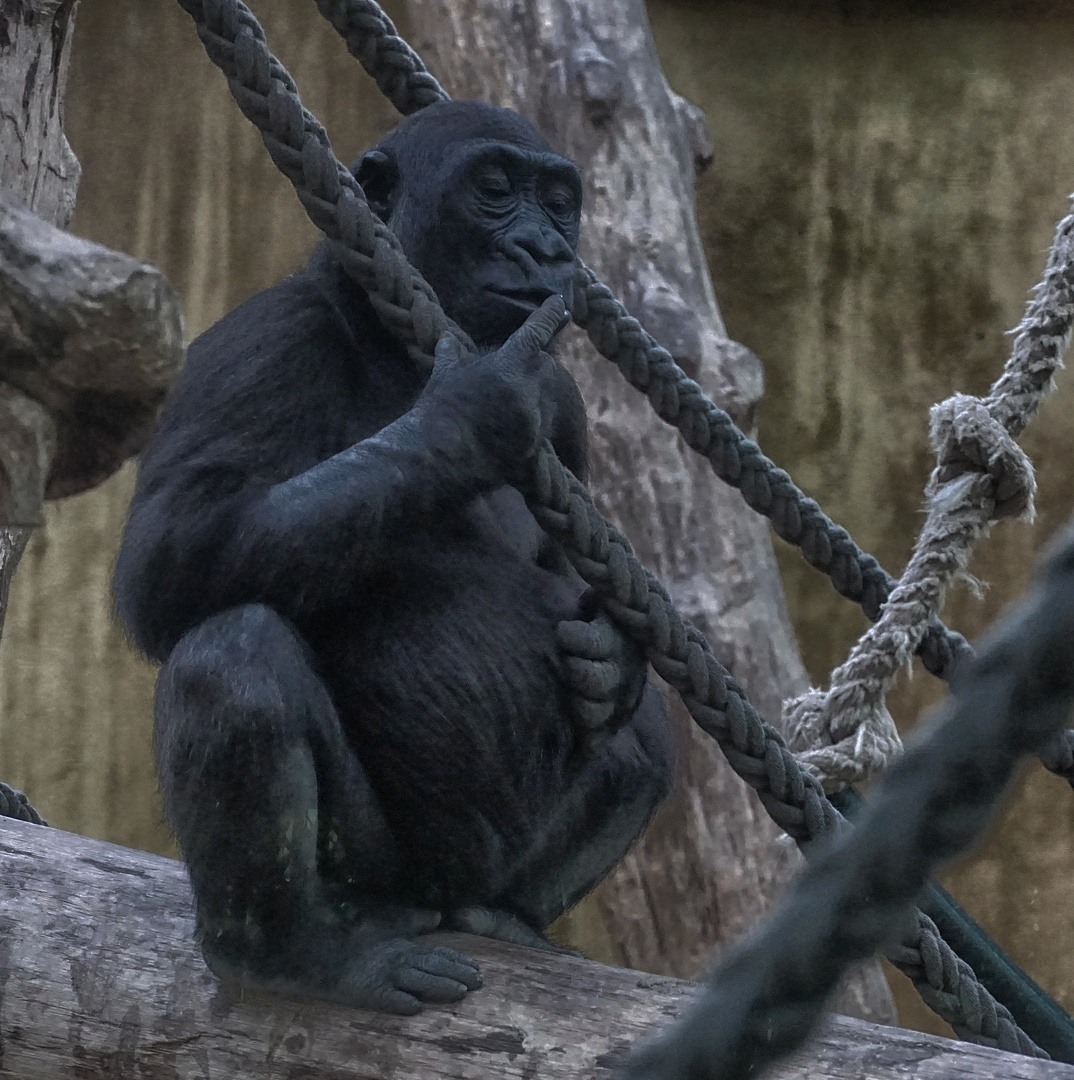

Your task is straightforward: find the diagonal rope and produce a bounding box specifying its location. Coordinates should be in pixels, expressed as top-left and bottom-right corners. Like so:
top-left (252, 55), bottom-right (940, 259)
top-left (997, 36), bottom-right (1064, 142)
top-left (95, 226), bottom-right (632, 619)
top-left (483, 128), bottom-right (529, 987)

top-left (313, 0), bottom-right (971, 689)
top-left (173, 0), bottom-right (1045, 1054)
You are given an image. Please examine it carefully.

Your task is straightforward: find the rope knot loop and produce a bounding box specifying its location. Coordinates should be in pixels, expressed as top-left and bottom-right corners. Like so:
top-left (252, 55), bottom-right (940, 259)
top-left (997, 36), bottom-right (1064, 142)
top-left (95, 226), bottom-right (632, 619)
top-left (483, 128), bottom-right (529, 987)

top-left (928, 393), bottom-right (1036, 522)
top-left (783, 688), bottom-right (903, 793)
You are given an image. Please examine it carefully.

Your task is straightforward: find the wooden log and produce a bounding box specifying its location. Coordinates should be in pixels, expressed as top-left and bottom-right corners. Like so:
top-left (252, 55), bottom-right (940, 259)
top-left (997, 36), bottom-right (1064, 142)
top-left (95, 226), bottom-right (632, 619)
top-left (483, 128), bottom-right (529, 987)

top-left (1, 817), bottom-right (1071, 1080)
top-left (0, 0), bottom-right (82, 646)
top-left (0, 189), bottom-right (185, 503)
top-left (0, 0), bottom-right (182, 655)
top-left (0, 188), bottom-right (183, 647)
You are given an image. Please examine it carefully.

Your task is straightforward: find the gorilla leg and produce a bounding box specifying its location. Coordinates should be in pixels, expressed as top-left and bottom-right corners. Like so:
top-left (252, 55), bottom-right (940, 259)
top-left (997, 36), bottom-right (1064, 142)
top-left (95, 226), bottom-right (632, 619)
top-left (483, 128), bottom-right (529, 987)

top-left (155, 603), bottom-right (481, 1013)
top-left (456, 683), bottom-right (673, 937)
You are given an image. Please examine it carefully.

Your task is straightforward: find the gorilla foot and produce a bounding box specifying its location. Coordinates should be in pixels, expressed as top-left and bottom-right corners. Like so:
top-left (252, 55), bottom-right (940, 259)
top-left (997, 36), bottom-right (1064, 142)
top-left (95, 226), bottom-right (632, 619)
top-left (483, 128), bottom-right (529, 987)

top-left (338, 938), bottom-right (483, 1015)
top-left (200, 909), bottom-right (483, 1015)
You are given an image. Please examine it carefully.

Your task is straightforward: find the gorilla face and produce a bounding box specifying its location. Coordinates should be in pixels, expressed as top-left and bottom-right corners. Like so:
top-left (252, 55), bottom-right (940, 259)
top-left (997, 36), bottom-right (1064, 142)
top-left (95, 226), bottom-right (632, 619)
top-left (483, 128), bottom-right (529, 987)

top-left (355, 103), bottom-right (583, 347)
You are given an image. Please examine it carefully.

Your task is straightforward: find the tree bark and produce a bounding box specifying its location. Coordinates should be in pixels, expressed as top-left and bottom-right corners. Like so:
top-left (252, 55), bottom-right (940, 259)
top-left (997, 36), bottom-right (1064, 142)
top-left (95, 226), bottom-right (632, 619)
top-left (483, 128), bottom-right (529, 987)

top-left (0, 190), bottom-right (185, 502)
top-left (0, 384), bottom-right (54, 641)
top-left (0, 816), bottom-right (1064, 1080)
top-left (401, 0), bottom-right (894, 1023)
top-left (0, 0), bottom-right (82, 646)
top-left (0, 0), bottom-right (82, 229)
top-left (0, 2), bottom-right (183, 653)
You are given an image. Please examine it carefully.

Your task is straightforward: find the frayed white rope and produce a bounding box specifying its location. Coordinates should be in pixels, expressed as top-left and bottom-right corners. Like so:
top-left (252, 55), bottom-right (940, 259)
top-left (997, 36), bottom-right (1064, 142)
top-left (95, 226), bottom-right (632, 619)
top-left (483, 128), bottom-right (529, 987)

top-left (785, 203), bottom-right (1074, 791)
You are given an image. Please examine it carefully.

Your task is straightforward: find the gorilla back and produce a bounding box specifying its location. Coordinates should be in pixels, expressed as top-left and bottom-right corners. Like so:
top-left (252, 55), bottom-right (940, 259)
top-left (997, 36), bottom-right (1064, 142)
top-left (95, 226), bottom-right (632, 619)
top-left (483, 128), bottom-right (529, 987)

top-left (114, 101), bottom-right (672, 1014)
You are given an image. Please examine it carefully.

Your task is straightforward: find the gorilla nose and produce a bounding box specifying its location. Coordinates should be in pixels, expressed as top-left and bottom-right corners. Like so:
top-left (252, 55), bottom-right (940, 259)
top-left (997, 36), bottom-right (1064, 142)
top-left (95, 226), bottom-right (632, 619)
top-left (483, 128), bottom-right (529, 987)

top-left (511, 224), bottom-right (575, 267)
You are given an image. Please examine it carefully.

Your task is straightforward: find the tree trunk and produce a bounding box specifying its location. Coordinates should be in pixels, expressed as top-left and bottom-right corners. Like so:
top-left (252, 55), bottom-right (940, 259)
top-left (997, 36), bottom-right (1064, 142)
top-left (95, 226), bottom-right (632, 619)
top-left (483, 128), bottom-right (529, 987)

top-left (0, 815), bottom-right (1063, 1080)
top-left (0, 0), bottom-right (82, 228)
top-left (0, 0), bottom-right (82, 642)
top-left (401, 0), bottom-right (894, 1022)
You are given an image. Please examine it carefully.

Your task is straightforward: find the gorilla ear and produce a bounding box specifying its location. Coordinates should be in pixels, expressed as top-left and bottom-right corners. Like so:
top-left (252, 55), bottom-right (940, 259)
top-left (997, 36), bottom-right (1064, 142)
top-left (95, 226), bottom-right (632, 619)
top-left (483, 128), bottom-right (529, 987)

top-left (355, 150), bottom-right (399, 223)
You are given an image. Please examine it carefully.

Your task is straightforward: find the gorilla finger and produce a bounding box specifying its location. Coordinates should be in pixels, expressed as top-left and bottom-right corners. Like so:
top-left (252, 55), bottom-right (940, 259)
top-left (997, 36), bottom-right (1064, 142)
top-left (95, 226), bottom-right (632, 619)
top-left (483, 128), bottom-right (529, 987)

top-left (416, 947), bottom-right (483, 989)
top-left (557, 619), bottom-right (615, 660)
top-left (396, 967), bottom-right (473, 1003)
top-left (503, 295), bottom-right (567, 361)
top-left (434, 332), bottom-right (466, 364)
top-left (574, 698), bottom-right (616, 730)
top-left (566, 656), bottom-right (620, 699)
top-left (367, 987), bottom-right (424, 1016)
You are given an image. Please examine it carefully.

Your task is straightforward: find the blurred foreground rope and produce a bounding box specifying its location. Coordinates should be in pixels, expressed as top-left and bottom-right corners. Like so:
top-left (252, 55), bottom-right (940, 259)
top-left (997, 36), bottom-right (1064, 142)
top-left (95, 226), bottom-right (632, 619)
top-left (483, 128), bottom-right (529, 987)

top-left (174, 0), bottom-right (1044, 1052)
top-left (786, 209), bottom-right (1074, 791)
top-left (624, 517), bottom-right (1074, 1080)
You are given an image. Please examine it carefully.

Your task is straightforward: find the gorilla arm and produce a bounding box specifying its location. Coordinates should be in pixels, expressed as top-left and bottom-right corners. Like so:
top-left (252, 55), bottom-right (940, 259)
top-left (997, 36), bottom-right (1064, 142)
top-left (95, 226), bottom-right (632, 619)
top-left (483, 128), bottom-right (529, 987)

top-left (115, 295), bottom-right (569, 662)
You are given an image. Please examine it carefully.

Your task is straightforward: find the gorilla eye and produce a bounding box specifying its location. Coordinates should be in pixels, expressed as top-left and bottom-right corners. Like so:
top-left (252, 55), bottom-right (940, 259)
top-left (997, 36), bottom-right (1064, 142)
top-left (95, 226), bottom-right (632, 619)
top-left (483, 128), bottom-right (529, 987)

top-left (475, 167), bottom-right (512, 198)
top-left (542, 183), bottom-right (578, 223)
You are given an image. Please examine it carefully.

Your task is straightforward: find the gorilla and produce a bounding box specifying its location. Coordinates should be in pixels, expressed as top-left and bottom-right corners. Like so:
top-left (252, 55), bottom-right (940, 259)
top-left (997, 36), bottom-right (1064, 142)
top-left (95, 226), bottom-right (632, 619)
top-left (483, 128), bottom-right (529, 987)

top-left (114, 101), bottom-right (673, 1015)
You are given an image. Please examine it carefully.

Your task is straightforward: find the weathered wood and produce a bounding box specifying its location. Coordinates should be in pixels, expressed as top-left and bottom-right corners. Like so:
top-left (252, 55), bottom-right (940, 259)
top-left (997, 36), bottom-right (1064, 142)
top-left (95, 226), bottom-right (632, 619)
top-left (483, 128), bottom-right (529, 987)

top-left (0, 0), bottom-right (83, 644)
top-left (0, 816), bottom-right (1068, 1080)
top-left (0, 0), bottom-right (82, 229)
top-left (0, 385), bottom-right (53, 639)
top-left (0, 384), bottom-right (55, 526)
top-left (402, 0), bottom-right (894, 1023)
top-left (0, 189), bottom-right (185, 502)
top-left (0, 527), bottom-right (30, 644)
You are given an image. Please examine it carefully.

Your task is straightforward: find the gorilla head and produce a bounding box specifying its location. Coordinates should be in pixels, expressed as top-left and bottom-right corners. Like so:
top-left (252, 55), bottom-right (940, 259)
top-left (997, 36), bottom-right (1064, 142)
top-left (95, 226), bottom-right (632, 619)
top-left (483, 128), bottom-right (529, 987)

top-left (354, 101), bottom-right (583, 346)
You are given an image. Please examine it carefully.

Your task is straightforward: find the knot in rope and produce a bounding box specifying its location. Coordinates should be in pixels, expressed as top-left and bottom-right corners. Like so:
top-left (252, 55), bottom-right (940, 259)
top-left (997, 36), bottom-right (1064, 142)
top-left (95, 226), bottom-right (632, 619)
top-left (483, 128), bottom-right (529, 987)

top-left (784, 390), bottom-right (1036, 792)
top-left (784, 687), bottom-right (903, 793)
top-left (928, 392), bottom-right (1036, 523)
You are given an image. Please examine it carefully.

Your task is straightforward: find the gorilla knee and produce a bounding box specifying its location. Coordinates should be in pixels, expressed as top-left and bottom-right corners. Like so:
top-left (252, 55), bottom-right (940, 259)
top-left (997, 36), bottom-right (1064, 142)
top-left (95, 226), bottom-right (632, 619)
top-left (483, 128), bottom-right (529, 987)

top-left (155, 603), bottom-right (318, 779)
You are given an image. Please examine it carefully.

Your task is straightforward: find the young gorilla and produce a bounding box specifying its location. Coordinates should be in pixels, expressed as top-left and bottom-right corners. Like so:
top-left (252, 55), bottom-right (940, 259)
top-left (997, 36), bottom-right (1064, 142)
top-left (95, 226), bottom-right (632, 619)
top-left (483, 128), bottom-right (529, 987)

top-left (115, 101), bottom-right (673, 1014)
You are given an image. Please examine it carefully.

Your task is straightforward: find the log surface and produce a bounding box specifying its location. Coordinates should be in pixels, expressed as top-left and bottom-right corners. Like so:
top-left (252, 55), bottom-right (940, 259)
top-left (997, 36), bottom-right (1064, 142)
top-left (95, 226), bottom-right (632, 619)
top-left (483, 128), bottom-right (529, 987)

top-left (0, 817), bottom-right (1070, 1079)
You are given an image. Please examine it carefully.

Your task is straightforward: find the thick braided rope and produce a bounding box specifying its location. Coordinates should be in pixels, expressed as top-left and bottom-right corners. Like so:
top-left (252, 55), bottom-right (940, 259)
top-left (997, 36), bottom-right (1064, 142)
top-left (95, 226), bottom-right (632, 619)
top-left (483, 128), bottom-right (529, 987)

top-left (313, 0), bottom-right (448, 114)
top-left (178, 0), bottom-right (1040, 1051)
top-left (570, 266), bottom-right (970, 681)
top-left (313, 0), bottom-right (972, 685)
top-left (0, 781), bottom-right (46, 826)
top-left (902, 911), bottom-right (1041, 1055)
top-left (525, 441), bottom-right (1045, 1059)
top-left (178, 0), bottom-right (468, 372)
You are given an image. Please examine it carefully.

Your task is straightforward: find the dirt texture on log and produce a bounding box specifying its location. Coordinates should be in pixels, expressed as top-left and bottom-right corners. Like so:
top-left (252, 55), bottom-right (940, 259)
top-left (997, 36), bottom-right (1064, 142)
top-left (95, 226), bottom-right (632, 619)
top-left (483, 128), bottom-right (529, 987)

top-left (0, 189), bottom-right (184, 501)
top-left (0, 816), bottom-right (1069, 1080)
top-left (402, 0), bottom-right (894, 1024)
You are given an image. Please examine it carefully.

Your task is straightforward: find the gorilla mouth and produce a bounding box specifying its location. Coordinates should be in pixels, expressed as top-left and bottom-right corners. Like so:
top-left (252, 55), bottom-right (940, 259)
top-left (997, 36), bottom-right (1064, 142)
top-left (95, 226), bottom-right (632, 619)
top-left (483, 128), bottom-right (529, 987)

top-left (485, 287), bottom-right (556, 312)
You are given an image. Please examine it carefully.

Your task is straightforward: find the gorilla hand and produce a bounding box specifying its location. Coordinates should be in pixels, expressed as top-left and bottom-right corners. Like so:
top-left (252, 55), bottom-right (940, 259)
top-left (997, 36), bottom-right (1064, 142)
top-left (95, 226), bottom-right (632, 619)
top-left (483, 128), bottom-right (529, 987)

top-left (421, 295), bottom-right (569, 483)
top-left (557, 589), bottom-right (648, 753)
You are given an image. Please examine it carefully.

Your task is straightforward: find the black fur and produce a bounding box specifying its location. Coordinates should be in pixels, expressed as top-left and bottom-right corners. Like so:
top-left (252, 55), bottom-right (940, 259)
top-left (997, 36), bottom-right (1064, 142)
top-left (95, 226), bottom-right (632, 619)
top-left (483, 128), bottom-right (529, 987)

top-left (114, 101), bottom-right (673, 1014)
